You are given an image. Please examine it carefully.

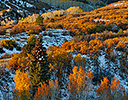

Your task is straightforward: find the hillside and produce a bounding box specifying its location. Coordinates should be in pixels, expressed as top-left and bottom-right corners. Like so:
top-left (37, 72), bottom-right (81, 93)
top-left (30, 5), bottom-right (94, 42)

top-left (2, 1), bottom-right (128, 35)
top-left (0, 0), bottom-right (51, 13)
top-left (0, 0), bottom-right (128, 100)
top-left (42, 1), bottom-right (128, 34)
top-left (41, 0), bottom-right (121, 11)
top-left (0, 0), bottom-right (52, 26)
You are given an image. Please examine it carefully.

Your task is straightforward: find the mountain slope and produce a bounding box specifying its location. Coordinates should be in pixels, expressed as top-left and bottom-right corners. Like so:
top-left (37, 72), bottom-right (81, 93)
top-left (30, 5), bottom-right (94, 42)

top-left (0, 0), bottom-right (52, 25)
top-left (0, 0), bottom-right (51, 13)
top-left (41, 1), bottom-right (128, 34)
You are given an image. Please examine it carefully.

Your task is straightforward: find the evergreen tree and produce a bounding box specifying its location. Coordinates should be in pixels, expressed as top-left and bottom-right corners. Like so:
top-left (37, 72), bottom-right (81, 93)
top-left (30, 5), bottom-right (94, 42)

top-left (29, 35), bottom-right (49, 96)
top-left (22, 34), bottom-right (36, 57)
top-left (35, 15), bottom-right (44, 26)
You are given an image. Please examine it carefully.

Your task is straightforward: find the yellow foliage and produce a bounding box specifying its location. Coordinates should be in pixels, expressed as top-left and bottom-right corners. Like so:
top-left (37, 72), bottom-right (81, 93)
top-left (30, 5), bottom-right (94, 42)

top-left (68, 66), bottom-right (94, 94)
top-left (7, 53), bottom-right (30, 70)
top-left (66, 6), bottom-right (83, 14)
top-left (14, 70), bottom-right (30, 92)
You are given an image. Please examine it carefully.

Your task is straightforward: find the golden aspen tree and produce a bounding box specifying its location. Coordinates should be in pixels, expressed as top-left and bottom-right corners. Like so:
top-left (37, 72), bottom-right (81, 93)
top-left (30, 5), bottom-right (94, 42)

top-left (13, 70), bottom-right (31, 100)
top-left (67, 66), bottom-right (94, 100)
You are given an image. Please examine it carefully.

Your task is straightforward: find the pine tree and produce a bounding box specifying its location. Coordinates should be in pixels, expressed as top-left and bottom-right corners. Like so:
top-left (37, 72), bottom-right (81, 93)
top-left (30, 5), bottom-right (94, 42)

top-left (29, 34), bottom-right (49, 96)
top-left (35, 15), bottom-right (44, 26)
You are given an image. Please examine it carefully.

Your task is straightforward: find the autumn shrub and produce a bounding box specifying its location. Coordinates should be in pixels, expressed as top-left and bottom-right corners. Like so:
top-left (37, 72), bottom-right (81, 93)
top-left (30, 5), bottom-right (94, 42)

top-left (0, 39), bottom-right (17, 50)
top-left (34, 80), bottom-right (59, 100)
top-left (80, 45), bottom-right (88, 54)
top-left (96, 77), bottom-right (125, 100)
top-left (116, 41), bottom-right (126, 51)
top-left (10, 24), bottom-right (25, 34)
top-left (26, 24), bottom-right (44, 34)
top-left (7, 35), bottom-right (36, 70)
top-left (74, 54), bottom-right (86, 68)
top-left (61, 39), bottom-right (104, 55)
top-left (0, 26), bottom-right (7, 35)
top-left (88, 39), bottom-right (104, 54)
top-left (46, 23), bottom-right (63, 29)
top-left (46, 45), bottom-right (58, 54)
top-left (7, 53), bottom-right (30, 70)
top-left (10, 24), bottom-right (44, 34)
top-left (87, 25), bottom-right (106, 34)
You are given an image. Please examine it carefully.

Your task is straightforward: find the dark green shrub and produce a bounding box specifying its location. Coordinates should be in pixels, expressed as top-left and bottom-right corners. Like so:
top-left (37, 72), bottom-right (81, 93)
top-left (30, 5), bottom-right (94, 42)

top-left (87, 25), bottom-right (106, 34)
top-left (0, 40), bottom-right (17, 50)
top-left (50, 18), bottom-right (55, 22)
top-left (54, 15), bottom-right (58, 17)
top-left (58, 24), bottom-right (63, 29)
top-left (117, 29), bottom-right (123, 35)
top-left (0, 47), bottom-right (5, 53)
top-left (76, 32), bottom-right (85, 36)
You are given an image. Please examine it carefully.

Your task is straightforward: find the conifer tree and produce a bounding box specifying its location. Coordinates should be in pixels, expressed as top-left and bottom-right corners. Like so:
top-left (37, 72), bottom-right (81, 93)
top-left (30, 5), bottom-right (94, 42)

top-left (29, 34), bottom-right (49, 96)
top-left (35, 15), bottom-right (44, 26)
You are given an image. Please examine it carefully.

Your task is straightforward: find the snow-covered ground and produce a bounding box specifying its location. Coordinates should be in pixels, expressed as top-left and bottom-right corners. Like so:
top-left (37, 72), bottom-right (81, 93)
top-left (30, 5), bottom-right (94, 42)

top-left (94, 19), bottom-right (109, 22)
top-left (109, 2), bottom-right (127, 7)
top-left (0, 29), bottom-right (72, 57)
top-left (0, 68), bottom-right (15, 100)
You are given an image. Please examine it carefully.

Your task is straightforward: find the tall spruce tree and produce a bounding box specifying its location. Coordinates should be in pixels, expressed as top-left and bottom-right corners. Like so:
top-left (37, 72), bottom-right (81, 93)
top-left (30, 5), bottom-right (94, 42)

top-left (29, 35), bottom-right (49, 96)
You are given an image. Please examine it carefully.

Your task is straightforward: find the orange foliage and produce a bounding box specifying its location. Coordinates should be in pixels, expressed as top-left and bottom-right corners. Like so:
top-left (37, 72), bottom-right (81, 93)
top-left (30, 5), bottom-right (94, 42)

top-left (14, 70), bottom-right (30, 92)
top-left (96, 77), bottom-right (123, 94)
top-left (7, 53), bottom-right (30, 70)
top-left (34, 80), bottom-right (58, 100)
top-left (10, 23), bottom-right (44, 34)
top-left (116, 41), bottom-right (126, 49)
top-left (67, 66), bottom-right (94, 94)
top-left (61, 39), bottom-right (104, 55)
top-left (110, 77), bottom-right (121, 91)
top-left (96, 77), bottom-right (109, 94)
